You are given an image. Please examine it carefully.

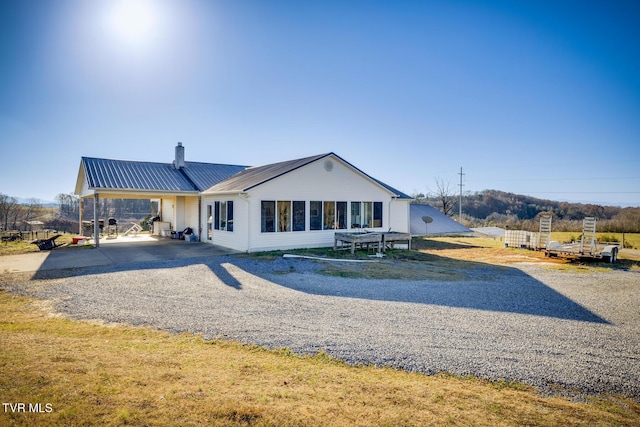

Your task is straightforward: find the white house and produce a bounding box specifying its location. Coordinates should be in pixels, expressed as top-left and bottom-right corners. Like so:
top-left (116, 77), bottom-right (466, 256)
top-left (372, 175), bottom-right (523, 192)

top-left (75, 144), bottom-right (412, 252)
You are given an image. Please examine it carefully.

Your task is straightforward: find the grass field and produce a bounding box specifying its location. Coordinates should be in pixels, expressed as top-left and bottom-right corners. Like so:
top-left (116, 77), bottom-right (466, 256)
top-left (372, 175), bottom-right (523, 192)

top-left (550, 231), bottom-right (640, 249)
top-left (0, 290), bottom-right (638, 427)
top-left (0, 234), bottom-right (76, 256)
top-left (1, 236), bottom-right (640, 425)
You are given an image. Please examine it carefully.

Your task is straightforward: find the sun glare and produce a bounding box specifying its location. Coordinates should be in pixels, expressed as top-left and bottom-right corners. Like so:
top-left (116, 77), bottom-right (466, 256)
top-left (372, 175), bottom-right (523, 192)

top-left (106, 0), bottom-right (161, 48)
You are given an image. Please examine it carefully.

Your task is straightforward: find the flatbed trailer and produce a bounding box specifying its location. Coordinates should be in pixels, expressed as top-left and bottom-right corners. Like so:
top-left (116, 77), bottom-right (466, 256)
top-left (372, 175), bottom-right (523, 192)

top-left (545, 241), bottom-right (620, 262)
top-left (541, 216), bottom-right (620, 263)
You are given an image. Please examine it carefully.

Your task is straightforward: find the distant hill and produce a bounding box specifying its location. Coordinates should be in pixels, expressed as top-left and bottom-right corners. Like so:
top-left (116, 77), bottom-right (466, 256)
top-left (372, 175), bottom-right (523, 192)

top-left (14, 197), bottom-right (58, 207)
top-left (416, 190), bottom-right (640, 232)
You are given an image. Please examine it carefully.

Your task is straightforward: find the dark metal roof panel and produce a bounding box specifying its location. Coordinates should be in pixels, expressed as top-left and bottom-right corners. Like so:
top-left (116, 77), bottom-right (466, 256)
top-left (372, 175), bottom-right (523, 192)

top-left (182, 161), bottom-right (248, 191)
top-left (82, 157), bottom-right (197, 191)
top-left (365, 177), bottom-right (412, 199)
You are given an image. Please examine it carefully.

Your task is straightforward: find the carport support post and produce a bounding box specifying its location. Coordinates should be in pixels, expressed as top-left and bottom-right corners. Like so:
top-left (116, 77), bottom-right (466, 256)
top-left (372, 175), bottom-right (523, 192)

top-left (78, 197), bottom-right (84, 234)
top-left (94, 193), bottom-right (100, 248)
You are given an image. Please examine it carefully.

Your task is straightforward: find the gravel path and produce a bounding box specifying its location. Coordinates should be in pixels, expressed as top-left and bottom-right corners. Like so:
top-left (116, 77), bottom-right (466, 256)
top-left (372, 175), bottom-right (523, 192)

top-left (9, 255), bottom-right (640, 401)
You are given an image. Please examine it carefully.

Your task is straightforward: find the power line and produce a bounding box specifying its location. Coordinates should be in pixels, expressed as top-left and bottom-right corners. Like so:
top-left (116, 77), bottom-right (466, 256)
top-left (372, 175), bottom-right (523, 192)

top-left (458, 167), bottom-right (464, 223)
top-left (466, 176), bottom-right (640, 183)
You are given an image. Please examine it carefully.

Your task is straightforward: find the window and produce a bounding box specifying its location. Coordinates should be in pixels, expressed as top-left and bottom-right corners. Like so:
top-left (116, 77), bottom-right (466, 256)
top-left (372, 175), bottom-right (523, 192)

top-left (214, 201), bottom-right (221, 230)
top-left (363, 202), bottom-right (373, 228)
top-left (373, 202), bottom-right (382, 227)
top-left (213, 201), bottom-right (234, 232)
top-left (336, 202), bottom-right (347, 229)
top-left (351, 202), bottom-right (361, 228)
top-left (207, 205), bottom-right (213, 240)
top-left (261, 201), bottom-right (275, 232)
top-left (227, 201), bottom-right (234, 232)
top-left (351, 201), bottom-right (383, 229)
top-left (263, 201), bottom-right (305, 233)
top-left (293, 201), bottom-right (305, 231)
top-left (310, 201), bottom-right (322, 230)
top-left (278, 201), bottom-right (291, 232)
top-left (220, 201), bottom-right (227, 231)
top-left (323, 201), bottom-right (335, 229)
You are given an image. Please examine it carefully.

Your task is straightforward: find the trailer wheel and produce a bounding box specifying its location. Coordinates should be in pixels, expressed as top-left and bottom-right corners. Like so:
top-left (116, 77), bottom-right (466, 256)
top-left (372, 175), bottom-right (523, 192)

top-left (604, 247), bottom-right (618, 264)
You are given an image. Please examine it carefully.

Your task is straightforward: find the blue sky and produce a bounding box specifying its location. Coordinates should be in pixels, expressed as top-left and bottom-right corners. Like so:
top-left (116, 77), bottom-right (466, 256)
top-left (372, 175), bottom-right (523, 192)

top-left (1, 0), bottom-right (639, 206)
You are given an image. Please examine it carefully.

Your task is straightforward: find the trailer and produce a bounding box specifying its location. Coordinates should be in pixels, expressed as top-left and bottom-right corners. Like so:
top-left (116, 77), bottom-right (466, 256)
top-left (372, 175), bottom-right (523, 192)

top-left (541, 216), bottom-right (620, 263)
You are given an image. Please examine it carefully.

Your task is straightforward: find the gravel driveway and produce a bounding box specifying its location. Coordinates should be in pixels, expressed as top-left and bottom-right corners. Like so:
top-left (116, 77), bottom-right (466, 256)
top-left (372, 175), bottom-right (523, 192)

top-left (9, 255), bottom-right (640, 401)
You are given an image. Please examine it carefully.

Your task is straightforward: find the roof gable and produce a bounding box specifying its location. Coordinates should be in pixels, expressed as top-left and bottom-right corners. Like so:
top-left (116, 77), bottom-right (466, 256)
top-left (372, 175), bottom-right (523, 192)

top-left (204, 153), bottom-right (329, 193)
top-left (204, 152), bottom-right (412, 199)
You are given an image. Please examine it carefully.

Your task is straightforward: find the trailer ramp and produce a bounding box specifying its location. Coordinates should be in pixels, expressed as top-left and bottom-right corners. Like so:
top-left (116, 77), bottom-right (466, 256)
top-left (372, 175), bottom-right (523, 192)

top-left (537, 215), bottom-right (552, 249)
top-left (580, 217), bottom-right (597, 254)
top-left (544, 216), bottom-right (620, 263)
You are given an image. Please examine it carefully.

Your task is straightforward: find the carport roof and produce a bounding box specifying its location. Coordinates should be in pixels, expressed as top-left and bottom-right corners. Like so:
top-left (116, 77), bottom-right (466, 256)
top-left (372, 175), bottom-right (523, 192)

top-left (76, 157), bottom-right (247, 195)
top-left (410, 204), bottom-right (473, 235)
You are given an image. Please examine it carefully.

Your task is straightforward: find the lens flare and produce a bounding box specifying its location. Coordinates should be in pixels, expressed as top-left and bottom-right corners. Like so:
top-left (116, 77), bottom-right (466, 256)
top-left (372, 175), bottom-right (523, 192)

top-left (106, 0), bottom-right (160, 48)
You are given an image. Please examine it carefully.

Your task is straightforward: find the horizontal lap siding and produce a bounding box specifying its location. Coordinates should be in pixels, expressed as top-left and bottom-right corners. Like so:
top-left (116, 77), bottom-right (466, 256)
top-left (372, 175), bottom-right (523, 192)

top-left (247, 156), bottom-right (398, 252)
top-left (184, 196), bottom-right (199, 234)
top-left (161, 197), bottom-right (175, 226)
top-left (201, 196), bottom-right (249, 252)
top-left (389, 200), bottom-right (411, 233)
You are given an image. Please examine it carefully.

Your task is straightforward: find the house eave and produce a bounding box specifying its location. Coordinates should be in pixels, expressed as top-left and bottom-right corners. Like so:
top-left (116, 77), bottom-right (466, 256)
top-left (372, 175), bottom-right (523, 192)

top-left (79, 188), bottom-right (200, 199)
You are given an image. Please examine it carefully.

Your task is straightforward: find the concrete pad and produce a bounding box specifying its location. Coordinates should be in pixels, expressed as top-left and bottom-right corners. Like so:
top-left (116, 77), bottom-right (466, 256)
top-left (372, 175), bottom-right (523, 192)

top-left (0, 238), bottom-right (237, 273)
top-left (1, 252), bottom-right (51, 274)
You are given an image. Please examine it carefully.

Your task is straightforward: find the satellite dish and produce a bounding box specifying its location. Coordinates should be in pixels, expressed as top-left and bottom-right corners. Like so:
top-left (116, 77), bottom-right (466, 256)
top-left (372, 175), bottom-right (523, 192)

top-left (421, 216), bottom-right (433, 235)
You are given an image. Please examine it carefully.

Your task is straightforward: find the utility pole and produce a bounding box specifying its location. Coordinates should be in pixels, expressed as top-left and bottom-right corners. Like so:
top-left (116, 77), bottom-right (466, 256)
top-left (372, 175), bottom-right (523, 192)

top-left (458, 167), bottom-right (464, 223)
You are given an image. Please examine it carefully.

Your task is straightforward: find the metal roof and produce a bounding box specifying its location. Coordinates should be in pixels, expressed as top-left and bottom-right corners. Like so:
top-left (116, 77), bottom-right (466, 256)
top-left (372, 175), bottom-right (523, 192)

top-left (204, 153), bottom-right (329, 193)
top-left (205, 152), bottom-right (413, 199)
top-left (410, 204), bottom-right (473, 236)
top-left (181, 161), bottom-right (248, 191)
top-left (80, 157), bottom-right (247, 193)
top-left (470, 227), bottom-right (506, 238)
top-left (79, 152), bottom-right (410, 199)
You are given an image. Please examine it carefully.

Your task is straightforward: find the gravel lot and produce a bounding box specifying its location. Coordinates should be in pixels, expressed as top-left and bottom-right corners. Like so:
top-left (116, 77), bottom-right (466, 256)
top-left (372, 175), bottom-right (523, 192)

top-left (7, 255), bottom-right (640, 401)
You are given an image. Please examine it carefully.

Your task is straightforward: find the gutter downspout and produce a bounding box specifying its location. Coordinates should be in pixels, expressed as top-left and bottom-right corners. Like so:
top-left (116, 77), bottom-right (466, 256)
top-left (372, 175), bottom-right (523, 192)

top-left (198, 196), bottom-right (202, 242)
top-left (239, 193), bottom-right (251, 252)
top-left (388, 196), bottom-right (396, 232)
top-left (79, 197), bottom-right (84, 235)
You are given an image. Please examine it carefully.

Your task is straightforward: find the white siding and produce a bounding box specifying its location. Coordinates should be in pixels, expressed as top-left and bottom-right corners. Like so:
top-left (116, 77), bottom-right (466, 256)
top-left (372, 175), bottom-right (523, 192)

top-left (201, 195), bottom-right (249, 252)
top-left (202, 154), bottom-right (411, 252)
top-left (389, 199), bottom-right (411, 233)
top-left (184, 196), bottom-right (199, 235)
top-left (246, 155), bottom-right (403, 252)
top-left (175, 197), bottom-right (186, 230)
top-left (161, 197), bottom-right (175, 229)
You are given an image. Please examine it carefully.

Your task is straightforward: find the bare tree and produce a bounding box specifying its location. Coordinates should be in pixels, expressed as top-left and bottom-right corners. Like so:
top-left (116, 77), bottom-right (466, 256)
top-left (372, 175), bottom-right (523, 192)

top-left (431, 178), bottom-right (456, 217)
top-left (21, 198), bottom-right (44, 227)
top-left (0, 193), bottom-right (18, 231)
top-left (56, 193), bottom-right (79, 219)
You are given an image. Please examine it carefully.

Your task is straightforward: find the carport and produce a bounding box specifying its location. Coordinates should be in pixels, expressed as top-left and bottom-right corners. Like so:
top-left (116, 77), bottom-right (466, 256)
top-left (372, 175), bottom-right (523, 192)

top-left (75, 188), bottom-right (199, 248)
top-left (74, 143), bottom-right (246, 247)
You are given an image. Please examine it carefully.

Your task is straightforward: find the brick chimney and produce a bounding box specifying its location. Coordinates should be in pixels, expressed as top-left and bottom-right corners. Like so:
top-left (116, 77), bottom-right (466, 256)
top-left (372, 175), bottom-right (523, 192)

top-left (174, 142), bottom-right (185, 169)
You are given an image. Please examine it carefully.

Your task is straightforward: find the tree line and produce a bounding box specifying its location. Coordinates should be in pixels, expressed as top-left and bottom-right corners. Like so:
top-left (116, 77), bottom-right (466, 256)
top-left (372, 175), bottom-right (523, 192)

top-left (0, 194), bottom-right (49, 232)
top-left (413, 189), bottom-right (640, 233)
top-left (3, 189), bottom-right (639, 234)
top-left (1, 192), bottom-right (152, 234)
